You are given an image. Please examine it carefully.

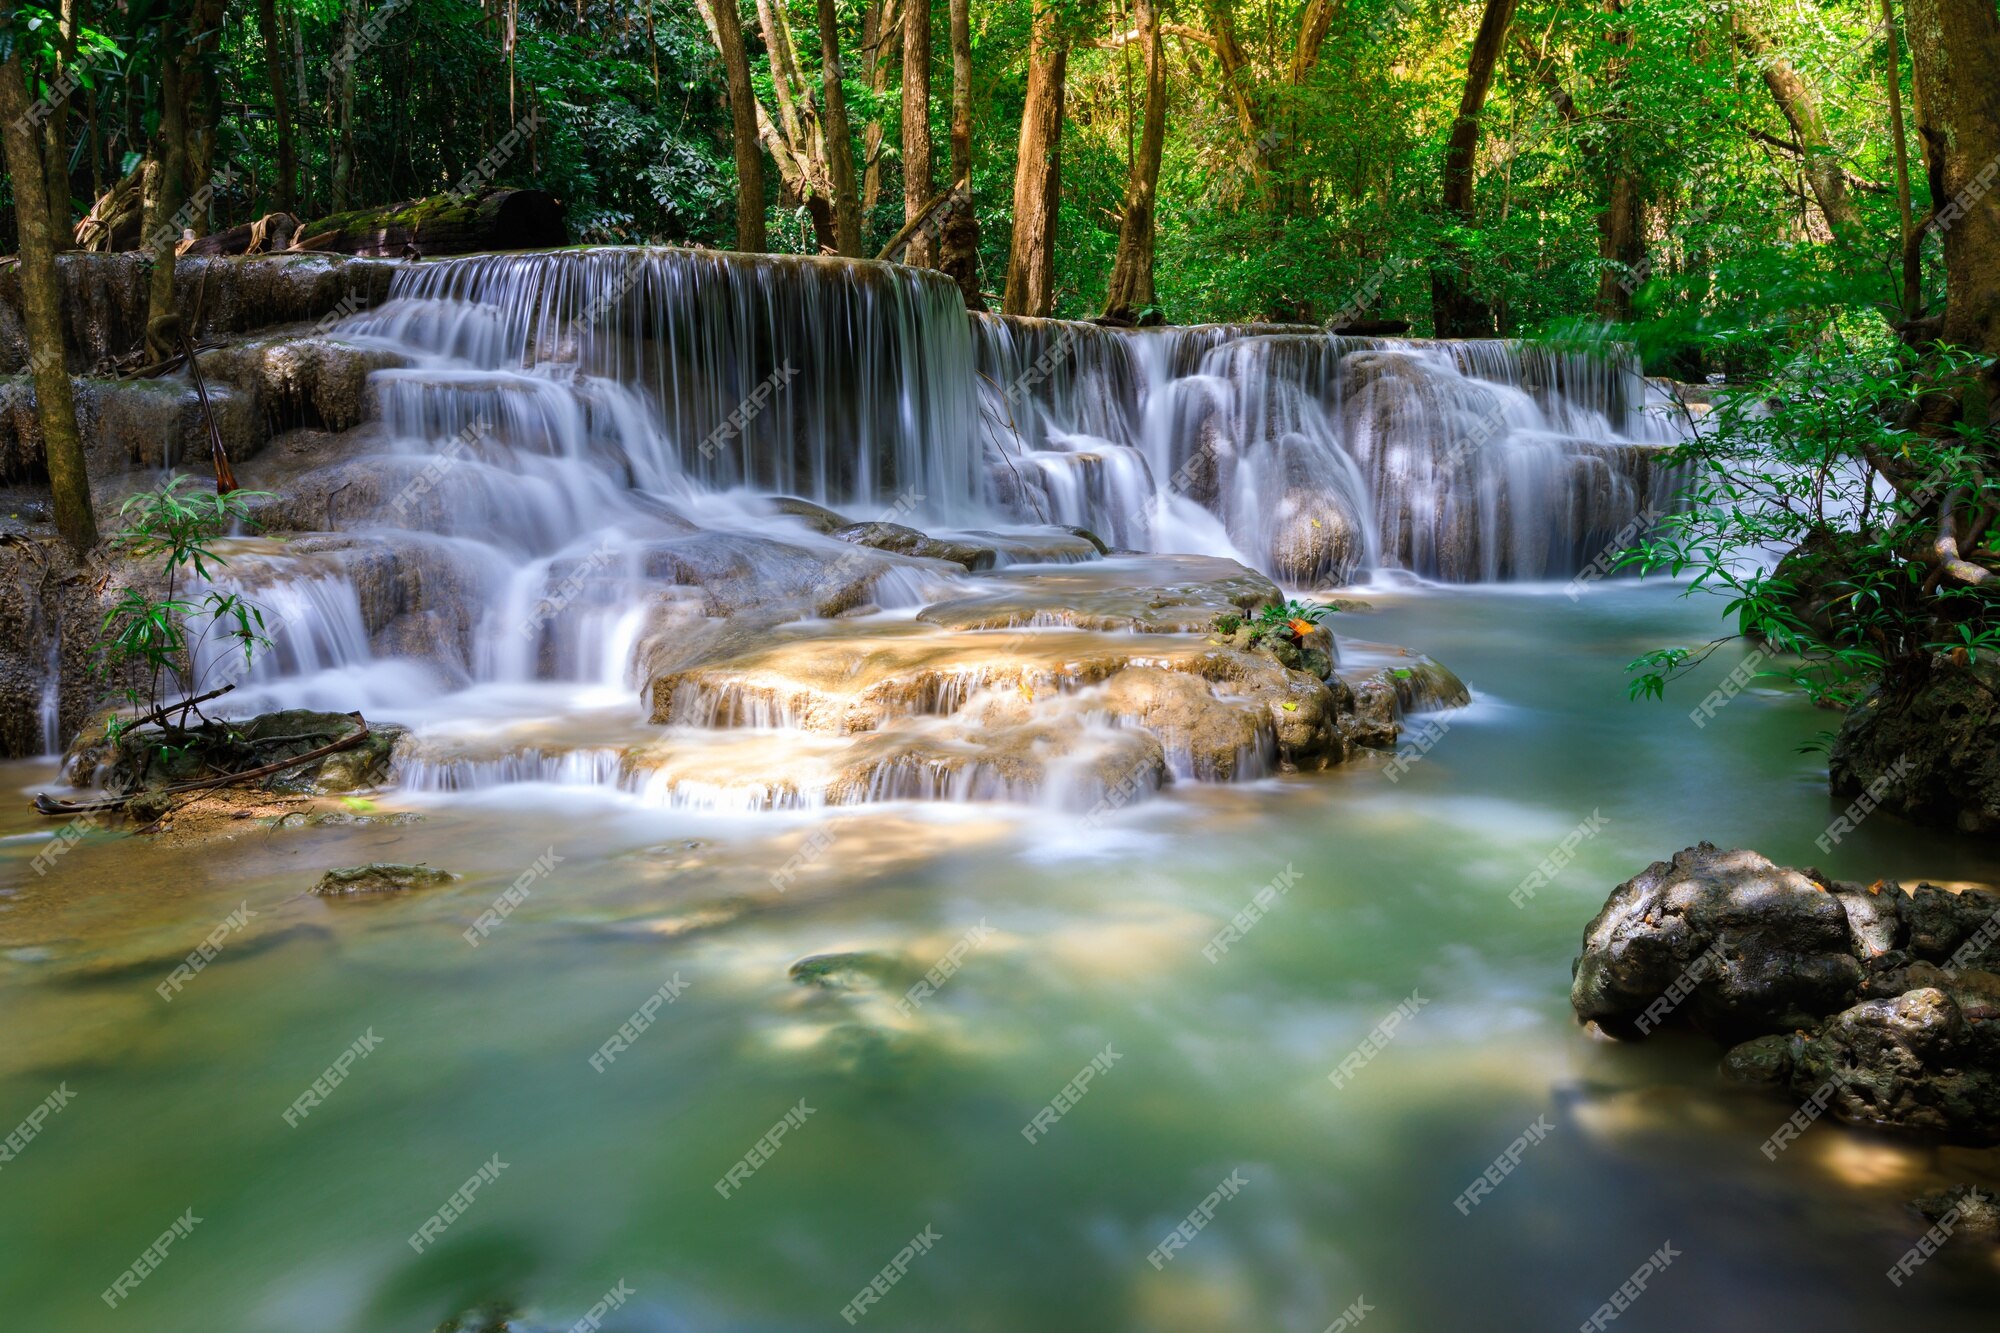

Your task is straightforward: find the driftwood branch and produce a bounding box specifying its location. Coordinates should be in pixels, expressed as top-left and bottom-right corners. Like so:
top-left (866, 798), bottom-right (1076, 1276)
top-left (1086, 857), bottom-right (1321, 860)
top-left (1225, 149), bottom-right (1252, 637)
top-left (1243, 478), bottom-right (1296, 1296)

top-left (33, 717), bottom-right (372, 816)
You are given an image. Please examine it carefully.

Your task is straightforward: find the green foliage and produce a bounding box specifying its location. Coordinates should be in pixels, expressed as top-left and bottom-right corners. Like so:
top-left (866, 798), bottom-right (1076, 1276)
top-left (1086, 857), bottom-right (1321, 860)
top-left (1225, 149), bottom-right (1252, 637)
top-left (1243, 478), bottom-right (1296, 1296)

top-left (1620, 313), bottom-right (2000, 708)
top-left (94, 478), bottom-right (274, 744)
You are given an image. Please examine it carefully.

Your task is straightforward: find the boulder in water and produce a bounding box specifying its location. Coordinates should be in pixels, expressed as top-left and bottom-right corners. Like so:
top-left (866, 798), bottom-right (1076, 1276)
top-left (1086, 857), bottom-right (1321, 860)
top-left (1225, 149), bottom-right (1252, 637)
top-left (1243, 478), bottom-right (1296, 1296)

top-left (1268, 489), bottom-right (1364, 587)
top-left (1575, 845), bottom-right (2000, 1142)
top-left (1789, 986), bottom-right (2000, 1143)
top-left (1570, 844), bottom-right (1864, 1041)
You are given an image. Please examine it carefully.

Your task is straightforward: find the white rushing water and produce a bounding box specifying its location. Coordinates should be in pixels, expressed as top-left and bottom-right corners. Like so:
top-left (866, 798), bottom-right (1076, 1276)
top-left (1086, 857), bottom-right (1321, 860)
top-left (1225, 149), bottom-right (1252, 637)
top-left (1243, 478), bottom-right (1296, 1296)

top-left (176, 247), bottom-right (1679, 807)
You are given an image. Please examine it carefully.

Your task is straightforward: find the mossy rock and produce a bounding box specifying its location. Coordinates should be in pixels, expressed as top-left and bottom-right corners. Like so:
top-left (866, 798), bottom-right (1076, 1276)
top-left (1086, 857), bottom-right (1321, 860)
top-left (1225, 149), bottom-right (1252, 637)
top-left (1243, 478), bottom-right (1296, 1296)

top-left (312, 863), bottom-right (458, 896)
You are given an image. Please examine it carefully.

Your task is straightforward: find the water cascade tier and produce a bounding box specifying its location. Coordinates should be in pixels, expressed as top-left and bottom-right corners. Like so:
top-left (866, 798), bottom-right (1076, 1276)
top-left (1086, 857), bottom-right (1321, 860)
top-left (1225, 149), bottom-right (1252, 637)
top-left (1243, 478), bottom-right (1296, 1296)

top-left (59, 246), bottom-right (1678, 809)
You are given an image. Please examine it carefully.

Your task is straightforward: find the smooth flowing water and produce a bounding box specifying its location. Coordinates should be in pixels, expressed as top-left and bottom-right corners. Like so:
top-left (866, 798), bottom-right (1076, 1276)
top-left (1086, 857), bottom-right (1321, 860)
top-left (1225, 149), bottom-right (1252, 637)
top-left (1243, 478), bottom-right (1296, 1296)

top-left (4, 579), bottom-right (1997, 1332)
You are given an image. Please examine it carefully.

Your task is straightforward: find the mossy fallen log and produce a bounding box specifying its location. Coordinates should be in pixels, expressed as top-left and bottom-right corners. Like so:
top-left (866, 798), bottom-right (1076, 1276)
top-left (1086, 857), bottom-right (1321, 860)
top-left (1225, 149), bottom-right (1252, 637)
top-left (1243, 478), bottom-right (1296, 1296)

top-left (291, 188), bottom-right (567, 258)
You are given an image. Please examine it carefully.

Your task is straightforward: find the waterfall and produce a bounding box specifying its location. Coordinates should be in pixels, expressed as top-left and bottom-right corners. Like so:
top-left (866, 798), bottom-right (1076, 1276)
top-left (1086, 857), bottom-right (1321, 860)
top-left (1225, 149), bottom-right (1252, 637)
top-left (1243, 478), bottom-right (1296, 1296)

top-left (145, 245), bottom-right (1678, 808)
top-left (973, 317), bottom-right (1679, 582)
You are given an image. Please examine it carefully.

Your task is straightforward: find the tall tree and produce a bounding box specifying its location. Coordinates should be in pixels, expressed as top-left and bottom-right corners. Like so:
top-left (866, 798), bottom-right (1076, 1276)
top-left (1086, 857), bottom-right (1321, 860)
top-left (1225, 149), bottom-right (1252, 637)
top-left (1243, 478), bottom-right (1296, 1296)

top-left (41, 0), bottom-right (81, 250)
top-left (1431, 0), bottom-right (1518, 336)
top-left (859, 0), bottom-right (900, 218)
top-left (1903, 0), bottom-right (2000, 369)
top-left (1881, 0), bottom-right (1920, 322)
top-left (330, 0), bottom-right (360, 212)
top-left (1594, 0), bottom-right (1643, 322)
top-left (901, 0), bottom-right (936, 265)
top-left (144, 9), bottom-right (192, 360)
top-left (818, 0), bottom-right (864, 254)
top-left (938, 0), bottom-right (982, 303)
top-left (1102, 0), bottom-right (1166, 324)
top-left (697, 0), bottom-right (769, 250)
top-left (0, 47), bottom-right (100, 555)
top-left (1004, 0), bottom-right (1067, 315)
top-left (258, 0), bottom-right (298, 213)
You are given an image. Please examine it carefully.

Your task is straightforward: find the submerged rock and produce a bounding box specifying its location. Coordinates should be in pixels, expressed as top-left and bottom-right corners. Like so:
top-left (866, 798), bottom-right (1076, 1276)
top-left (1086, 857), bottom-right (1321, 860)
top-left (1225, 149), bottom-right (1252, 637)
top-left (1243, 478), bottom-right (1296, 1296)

top-left (789, 951), bottom-right (905, 990)
top-left (1912, 1184), bottom-right (2000, 1236)
top-left (312, 863), bottom-right (458, 896)
top-left (1574, 844), bottom-right (2000, 1141)
top-left (767, 496), bottom-right (849, 533)
top-left (830, 520), bottom-right (997, 571)
top-left (918, 554), bottom-right (1279, 633)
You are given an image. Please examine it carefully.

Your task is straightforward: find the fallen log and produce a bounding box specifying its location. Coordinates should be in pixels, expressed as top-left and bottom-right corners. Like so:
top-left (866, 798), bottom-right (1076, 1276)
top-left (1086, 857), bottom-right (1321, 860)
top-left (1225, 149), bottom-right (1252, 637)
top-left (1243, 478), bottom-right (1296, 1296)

top-left (182, 212), bottom-right (301, 256)
top-left (290, 188), bottom-right (567, 258)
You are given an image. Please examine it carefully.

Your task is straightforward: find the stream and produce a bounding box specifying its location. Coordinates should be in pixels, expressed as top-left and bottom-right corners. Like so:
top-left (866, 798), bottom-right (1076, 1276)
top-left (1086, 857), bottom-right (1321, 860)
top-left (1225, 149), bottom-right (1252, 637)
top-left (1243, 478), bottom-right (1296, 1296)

top-left (3, 578), bottom-right (1996, 1331)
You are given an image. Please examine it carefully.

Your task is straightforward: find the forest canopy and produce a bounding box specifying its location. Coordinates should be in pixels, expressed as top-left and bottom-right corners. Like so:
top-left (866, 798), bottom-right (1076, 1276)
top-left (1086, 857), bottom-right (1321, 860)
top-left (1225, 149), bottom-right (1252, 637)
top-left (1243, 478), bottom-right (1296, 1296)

top-left (0, 0), bottom-right (1955, 350)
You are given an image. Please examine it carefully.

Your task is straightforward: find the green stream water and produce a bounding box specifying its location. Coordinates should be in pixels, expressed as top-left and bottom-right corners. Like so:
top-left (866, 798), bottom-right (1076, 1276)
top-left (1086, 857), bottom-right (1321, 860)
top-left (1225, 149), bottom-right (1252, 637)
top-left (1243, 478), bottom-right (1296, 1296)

top-left (2, 580), bottom-right (1996, 1332)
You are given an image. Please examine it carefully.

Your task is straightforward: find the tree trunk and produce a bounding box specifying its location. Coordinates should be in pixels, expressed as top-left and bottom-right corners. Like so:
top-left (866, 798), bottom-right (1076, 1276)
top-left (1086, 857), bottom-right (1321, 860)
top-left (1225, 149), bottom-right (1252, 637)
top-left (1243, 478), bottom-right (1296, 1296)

top-left (0, 53), bottom-right (99, 555)
top-left (817, 0), bottom-right (864, 254)
top-left (1882, 0), bottom-right (1921, 322)
top-left (860, 0), bottom-right (900, 218)
top-left (938, 0), bottom-right (982, 305)
top-left (1904, 0), bottom-right (2000, 367)
top-left (901, 0), bottom-right (937, 266)
top-left (41, 0), bottom-right (81, 250)
top-left (1102, 0), bottom-right (1165, 323)
top-left (1731, 10), bottom-right (1860, 243)
top-left (700, 0), bottom-right (768, 250)
top-left (145, 17), bottom-right (192, 361)
top-left (330, 0), bottom-right (360, 212)
top-left (187, 0), bottom-right (225, 237)
top-left (1004, 2), bottom-right (1067, 316)
top-left (1432, 0), bottom-right (1516, 336)
top-left (259, 0), bottom-right (298, 213)
top-left (1593, 2), bottom-right (1644, 321)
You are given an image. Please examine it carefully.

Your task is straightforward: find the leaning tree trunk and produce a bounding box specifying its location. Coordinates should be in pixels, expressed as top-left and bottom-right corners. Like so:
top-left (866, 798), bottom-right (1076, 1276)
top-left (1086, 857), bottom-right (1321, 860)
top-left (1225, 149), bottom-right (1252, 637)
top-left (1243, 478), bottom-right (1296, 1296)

top-left (817, 0), bottom-right (864, 254)
top-left (901, 0), bottom-right (937, 266)
top-left (0, 53), bottom-right (99, 556)
top-left (1731, 9), bottom-right (1860, 244)
top-left (259, 0), bottom-right (298, 213)
top-left (702, 0), bottom-right (769, 250)
top-left (1431, 0), bottom-right (1517, 337)
top-left (1004, 1), bottom-right (1067, 316)
top-left (938, 0), bottom-right (983, 306)
top-left (1102, 0), bottom-right (1166, 324)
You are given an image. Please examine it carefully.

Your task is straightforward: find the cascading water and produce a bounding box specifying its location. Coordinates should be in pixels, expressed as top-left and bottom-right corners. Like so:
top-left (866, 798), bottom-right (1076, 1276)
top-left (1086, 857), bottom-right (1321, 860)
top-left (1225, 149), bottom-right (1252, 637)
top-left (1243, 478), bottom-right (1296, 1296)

top-left (973, 316), bottom-right (1682, 582)
top-left (161, 246), bottom-right (1679, 810)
